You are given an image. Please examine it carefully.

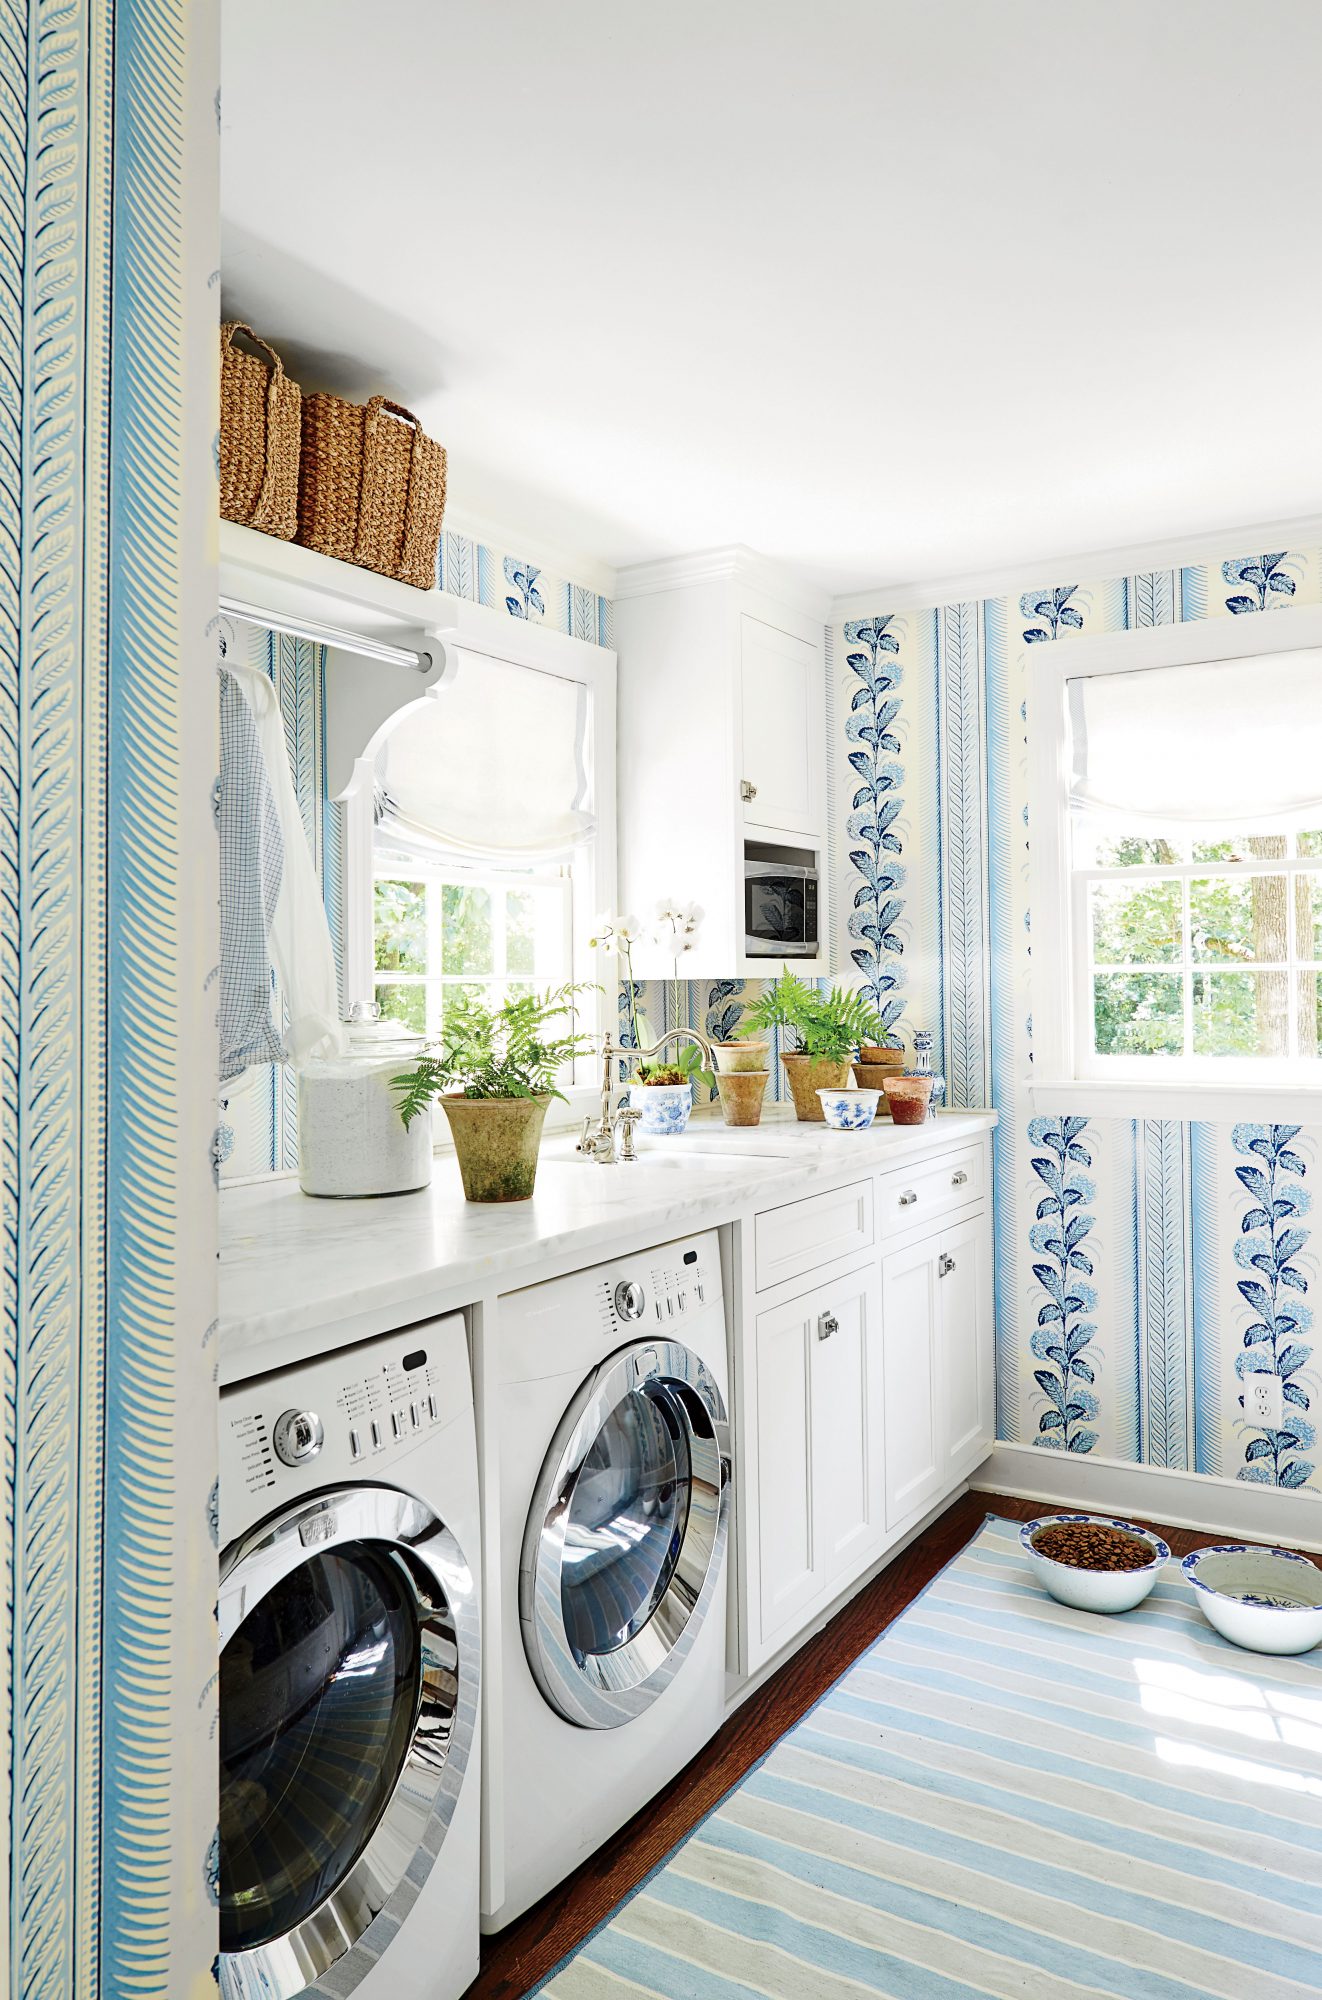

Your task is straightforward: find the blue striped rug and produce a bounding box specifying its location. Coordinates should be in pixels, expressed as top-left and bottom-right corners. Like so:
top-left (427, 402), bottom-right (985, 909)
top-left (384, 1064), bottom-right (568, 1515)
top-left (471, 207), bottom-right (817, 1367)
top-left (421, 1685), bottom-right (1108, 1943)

top-left (535, 1515), bottom-right (1322, 1999)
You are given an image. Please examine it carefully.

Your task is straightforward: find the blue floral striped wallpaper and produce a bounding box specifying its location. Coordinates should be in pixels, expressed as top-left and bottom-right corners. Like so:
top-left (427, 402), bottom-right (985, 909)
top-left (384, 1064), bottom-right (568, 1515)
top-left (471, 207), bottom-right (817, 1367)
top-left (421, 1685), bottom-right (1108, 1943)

top-left (828, 548), bottom-right (1322, 1497)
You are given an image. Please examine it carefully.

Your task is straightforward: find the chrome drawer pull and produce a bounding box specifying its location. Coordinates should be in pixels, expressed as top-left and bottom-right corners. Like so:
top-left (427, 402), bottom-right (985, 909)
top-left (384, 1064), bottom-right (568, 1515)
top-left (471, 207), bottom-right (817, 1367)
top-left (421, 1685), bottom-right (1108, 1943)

top-left (939, 1252), bottom-right (956, 1277)
top-left (952, 1170), bottom-right (968, 1187)
top-left (898, 1190), bottom-right (918, 1207)
top-left (818, 1312), bottom-right (838, 1341)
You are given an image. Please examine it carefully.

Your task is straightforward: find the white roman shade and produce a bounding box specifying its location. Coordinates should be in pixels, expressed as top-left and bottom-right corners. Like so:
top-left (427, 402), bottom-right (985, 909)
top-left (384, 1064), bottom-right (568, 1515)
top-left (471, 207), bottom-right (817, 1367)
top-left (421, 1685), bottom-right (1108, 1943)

top-left (1068, 647), bottom-right (1322, 832)
top-left (374, 648), bottom-right (595, 860)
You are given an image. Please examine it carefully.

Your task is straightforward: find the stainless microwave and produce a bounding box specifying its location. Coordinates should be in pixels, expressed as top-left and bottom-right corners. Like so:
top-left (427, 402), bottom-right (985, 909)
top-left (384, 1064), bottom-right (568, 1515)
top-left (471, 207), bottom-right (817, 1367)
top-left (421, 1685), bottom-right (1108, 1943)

top-left (744, 851), bottom-right (820, 958)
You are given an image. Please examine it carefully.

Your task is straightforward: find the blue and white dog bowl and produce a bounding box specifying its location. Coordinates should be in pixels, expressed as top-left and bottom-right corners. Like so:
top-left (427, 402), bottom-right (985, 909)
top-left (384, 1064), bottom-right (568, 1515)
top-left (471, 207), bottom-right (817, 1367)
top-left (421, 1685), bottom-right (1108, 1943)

top-left (1182, 1544), bottom-right (1322, 1654)
top-left (629, 1081), bottom-right (693, 1137)
top-left (817, 1087), bottom-right (881, 1131)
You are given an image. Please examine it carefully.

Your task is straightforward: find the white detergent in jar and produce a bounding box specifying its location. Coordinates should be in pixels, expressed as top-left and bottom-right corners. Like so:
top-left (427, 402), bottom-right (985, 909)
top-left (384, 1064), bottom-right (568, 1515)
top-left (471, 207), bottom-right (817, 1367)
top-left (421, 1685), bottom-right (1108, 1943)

top-left (297, 1015), bottom-right (433, 1197)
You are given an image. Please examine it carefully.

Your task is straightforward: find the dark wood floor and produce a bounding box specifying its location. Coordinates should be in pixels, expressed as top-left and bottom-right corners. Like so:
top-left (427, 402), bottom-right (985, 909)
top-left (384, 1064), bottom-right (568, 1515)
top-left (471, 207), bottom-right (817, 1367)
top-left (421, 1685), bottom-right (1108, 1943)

top-left (463, 1487), bottom-right (1287, 1999)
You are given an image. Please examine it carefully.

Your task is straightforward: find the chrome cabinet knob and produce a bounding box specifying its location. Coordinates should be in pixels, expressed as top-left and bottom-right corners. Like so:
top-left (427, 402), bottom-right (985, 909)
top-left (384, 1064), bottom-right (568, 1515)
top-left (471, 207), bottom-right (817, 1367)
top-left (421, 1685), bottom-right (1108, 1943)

top-left (740, 779), bottom-right (758, 802)
top-left (273, 1408), bottom-right (324, 1466)
top-left (818, 1312), bottom-right (838, 1341)
top-left (614, 1279), bottom-right (646, 1321)
top-left (938, 1252), bottom-right (957, 1278)
top-left (898, 1190), bottom-right (918, 1207)
top-left (952, 1169), bottom-right (968, 1187)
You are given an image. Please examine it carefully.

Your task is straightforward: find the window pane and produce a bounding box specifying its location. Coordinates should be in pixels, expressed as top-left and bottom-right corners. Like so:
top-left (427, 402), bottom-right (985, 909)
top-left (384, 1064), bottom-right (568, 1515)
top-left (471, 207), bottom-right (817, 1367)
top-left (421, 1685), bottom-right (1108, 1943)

top-left (1304, 876), bottom-right (1322, 959)
top-left (507, 891), bottom-right (536, 975)
top-left (374, 981), bottom-right (427, 1034)
top-left (1090, 879), bottom-right (1181, 965)
top-left (1076, 829), bottom-right (1185, 867)
top-left (1093, 973), bottom-right (1184, 1056)
top-left (1192, 833), bottom-right (1287, 863)
top-left (374, 879), bottom-right (427, 972)
top-left (1192, 970), bottom-right (1291, 1057)
top-left (1191, 875), bottom-right (1288, 964)
top-left (1298, 830), bottom-right (1322, 857)
top-left (1297, 971), bottom-right (1322, 1059)
top-left (442, 885), bottom-right (493, 974)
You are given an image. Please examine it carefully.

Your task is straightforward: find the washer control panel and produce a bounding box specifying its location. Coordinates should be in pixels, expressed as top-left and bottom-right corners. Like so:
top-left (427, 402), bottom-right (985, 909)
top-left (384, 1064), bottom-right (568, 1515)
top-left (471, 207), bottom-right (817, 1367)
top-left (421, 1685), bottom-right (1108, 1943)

top-left (596, 1231), bottom-right (721, 1340)
top-left (219, 1311), bottom-right (469, 1543)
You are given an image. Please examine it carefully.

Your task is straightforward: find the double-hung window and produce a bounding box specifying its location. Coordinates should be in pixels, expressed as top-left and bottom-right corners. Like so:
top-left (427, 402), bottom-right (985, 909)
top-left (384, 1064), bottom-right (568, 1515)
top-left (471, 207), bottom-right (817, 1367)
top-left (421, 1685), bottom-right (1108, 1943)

top-left (1029, 607), bottom-right (1322, 1118)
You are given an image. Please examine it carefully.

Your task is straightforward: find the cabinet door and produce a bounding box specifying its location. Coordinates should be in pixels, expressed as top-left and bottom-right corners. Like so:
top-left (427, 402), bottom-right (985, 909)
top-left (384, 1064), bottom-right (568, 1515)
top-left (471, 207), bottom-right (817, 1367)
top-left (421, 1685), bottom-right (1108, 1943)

top-left (810, 1263), bottom-right (884, 1592)
top-left (753, 1294), bottom-right (819, 1641)
top-left (937, 1211), bottom-right (993, 1477)
top-left (739, 615), bottom-right (823, 834)
top-left (880, 1237), bottom-right (942, 1528)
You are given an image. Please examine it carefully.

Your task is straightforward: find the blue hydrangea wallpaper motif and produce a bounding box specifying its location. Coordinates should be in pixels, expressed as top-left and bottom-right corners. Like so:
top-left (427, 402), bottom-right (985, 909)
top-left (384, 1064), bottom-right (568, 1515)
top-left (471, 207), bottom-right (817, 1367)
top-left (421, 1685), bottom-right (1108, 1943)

top-left (1233, 1122), bottom-right (1315, 1488)
top-left (1028, 1116), bottom-right (1099, 1454)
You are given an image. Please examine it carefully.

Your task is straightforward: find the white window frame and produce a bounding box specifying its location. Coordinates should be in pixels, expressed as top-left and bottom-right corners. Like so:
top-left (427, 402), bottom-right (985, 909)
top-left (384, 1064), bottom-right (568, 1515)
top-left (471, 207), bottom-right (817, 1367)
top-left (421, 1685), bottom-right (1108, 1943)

top-left (340, 604), bottom-right (617, 1134)
top-left (1027, 603), bottom-right (1322, 1122)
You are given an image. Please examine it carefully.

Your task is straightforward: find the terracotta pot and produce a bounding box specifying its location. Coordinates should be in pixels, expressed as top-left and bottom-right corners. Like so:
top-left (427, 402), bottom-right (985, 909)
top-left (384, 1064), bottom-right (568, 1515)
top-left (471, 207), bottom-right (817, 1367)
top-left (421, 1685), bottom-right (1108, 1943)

top-left (439, 1093), bottom-right (551, 1201)
top-left (781, 1050), bottom-right (852, 1121)
top-left (852, 1058), bottom-right (904, 1113)
top-left (857, 1045), bottom-right (906, 1070)
top-left (712, 1038), bottom-right (770, 1075)
top-left (882, 1074), bottom-right (934, 1127)
top-left (715, 1069), bottom-right (770, 1126)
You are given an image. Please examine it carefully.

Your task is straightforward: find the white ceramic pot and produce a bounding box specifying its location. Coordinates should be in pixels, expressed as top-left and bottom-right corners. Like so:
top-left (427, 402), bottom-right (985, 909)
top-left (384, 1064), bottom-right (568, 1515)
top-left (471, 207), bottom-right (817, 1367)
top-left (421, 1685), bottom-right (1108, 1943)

top-left (817, 1087), bottom-right (881, 1131)
top-left (628, 1080), bottom-right (693, 1136)
top-left (1181, 1544), bottom-right (1322, 1654)
top-left (1020, 1514), bottom-right (1169, 1614)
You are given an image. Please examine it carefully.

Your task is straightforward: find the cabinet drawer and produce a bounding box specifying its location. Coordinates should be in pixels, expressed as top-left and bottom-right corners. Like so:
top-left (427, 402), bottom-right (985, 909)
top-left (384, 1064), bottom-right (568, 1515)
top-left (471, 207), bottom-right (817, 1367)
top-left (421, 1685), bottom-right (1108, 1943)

top-left (877, 1145), bottom-right (984, 1239)
top-left (754, 1178), bottom-right (874, 1292)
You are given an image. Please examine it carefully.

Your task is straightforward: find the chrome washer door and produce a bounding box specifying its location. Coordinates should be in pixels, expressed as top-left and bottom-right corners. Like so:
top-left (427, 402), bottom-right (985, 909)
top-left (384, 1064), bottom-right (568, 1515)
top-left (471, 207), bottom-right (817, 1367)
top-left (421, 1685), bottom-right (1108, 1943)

top-left (520, 1340), bottom-right (731, 1729)
top-left (217, 1484), bottom-right (478, 2000)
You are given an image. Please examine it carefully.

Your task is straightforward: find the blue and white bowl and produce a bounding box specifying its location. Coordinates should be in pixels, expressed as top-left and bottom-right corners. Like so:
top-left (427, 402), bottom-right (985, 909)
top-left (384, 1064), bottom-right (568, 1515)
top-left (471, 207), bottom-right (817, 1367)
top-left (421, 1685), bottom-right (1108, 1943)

top-left (817, 1087), bottom-right (881, 1131)
top-left (1181, 1544), bottom-right (1322, 1654)
top-left (1021, 1514), bottom-right (1169, 1614)
top-left (629, 1081), bottom-right (693, 1137)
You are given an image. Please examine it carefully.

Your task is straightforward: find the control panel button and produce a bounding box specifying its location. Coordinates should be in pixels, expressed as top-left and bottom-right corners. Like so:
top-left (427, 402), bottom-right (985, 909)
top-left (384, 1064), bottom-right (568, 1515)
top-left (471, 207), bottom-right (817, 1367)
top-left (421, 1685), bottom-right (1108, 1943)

top-left (409, 1402), bottom-right (420, 1430)
top-left (427, 1393), bottom-right (439, 1422)
top-left (272, 1409), bottom-right (324, 1467)
top-left (349, 1428), bottom-right (362, 1461)
top-left (676, 1292), bottom-right (687, 1312)
top-left (370, 1419), bottom-right (384, 1451)
top-left (391, 1410), bottom-right (405, 1440)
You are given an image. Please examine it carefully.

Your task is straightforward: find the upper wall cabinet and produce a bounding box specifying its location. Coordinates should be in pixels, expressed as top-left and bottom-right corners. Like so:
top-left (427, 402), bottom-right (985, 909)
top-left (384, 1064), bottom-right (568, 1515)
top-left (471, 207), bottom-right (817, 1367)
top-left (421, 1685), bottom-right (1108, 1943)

top-left (614, 549), bottom-right (830, 979)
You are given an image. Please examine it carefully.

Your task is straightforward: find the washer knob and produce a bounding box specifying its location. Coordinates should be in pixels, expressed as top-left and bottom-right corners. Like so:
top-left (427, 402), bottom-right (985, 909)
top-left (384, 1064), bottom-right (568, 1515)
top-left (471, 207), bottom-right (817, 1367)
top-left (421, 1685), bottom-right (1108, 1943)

top-left (273, 1408), bottom-right (324, 1466)
top-left (614, 1279), bottom-right (646, 1322)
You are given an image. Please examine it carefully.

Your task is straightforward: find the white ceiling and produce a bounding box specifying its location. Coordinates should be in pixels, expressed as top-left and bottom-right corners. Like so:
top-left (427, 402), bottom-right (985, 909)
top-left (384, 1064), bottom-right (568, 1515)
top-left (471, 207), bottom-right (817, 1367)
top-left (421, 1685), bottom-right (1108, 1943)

top-left (221, 0), bottom-right (1322, 597)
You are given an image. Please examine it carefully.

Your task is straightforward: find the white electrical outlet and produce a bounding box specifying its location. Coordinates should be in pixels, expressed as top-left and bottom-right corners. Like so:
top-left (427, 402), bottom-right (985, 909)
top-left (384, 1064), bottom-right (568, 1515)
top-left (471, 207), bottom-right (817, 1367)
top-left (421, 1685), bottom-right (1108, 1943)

top-left (1247, 1374), bottom-right (1284, 1429)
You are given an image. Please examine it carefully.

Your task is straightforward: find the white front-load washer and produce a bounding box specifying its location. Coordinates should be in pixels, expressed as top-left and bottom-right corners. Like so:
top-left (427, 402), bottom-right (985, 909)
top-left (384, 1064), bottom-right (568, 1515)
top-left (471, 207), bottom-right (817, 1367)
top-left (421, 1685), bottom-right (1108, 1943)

top-left (217, 1314), bottom-right (480, 2000)
top-left (480, 1228), bottom-right (732, 1932)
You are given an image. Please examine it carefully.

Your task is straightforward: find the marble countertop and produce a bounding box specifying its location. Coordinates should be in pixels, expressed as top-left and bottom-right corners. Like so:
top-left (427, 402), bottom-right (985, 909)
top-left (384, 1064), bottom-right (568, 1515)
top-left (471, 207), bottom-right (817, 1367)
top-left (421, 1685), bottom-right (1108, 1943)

top-left (218, 1105), bottom-right (997, 1382)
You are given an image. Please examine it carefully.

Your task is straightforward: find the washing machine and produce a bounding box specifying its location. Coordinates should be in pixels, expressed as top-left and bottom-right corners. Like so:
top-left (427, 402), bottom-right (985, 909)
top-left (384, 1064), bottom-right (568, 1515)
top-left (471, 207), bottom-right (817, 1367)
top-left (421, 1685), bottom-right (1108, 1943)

top-left (216, 1314), bottom-right (481, 2000)
top-left (480, 1227), bottom-right (732, 1932)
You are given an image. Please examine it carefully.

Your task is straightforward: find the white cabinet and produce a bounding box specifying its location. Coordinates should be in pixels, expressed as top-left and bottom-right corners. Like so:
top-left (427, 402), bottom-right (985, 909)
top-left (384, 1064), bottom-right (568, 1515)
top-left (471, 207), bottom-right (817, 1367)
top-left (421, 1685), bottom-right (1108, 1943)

top-left (751, 1261), bottom-right (884, 1652)
top-left (739, 615), bottom-right (823, 835)
top-left (882, 1209), bottom-right (993, 1532)
top-left (613, 550), bottom-right (829, 978)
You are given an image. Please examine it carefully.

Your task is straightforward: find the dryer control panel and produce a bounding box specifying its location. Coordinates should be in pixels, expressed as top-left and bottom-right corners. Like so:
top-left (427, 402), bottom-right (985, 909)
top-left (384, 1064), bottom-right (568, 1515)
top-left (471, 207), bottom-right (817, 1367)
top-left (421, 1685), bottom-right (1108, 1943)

top-left (219, 1310), bottom-right (470, 1545)
top-left (594, 1230), bottom-right (723, 1346)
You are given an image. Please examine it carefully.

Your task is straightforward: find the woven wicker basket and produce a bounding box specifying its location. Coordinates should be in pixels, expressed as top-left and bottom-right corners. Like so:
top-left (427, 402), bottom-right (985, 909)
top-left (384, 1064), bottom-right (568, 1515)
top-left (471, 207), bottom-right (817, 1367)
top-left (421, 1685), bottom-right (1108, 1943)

top-left (219, 322), bottom-right (301, 538)
top-left (297, 393), bottom-right (446, 589)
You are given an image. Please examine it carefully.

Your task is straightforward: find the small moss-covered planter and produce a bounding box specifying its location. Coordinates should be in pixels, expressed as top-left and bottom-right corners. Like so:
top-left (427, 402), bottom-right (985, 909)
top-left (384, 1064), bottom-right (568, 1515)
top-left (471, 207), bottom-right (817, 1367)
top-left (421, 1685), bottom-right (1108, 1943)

top-left (440, 1094), bottom-right (551, 1202)
top-left (780, 1051), bottom-right (852, 1121)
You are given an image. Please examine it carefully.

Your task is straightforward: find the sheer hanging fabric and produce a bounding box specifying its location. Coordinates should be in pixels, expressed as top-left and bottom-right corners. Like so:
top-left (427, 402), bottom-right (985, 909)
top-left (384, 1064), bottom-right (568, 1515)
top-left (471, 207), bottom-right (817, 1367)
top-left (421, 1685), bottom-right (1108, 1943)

top-left (1068, 648), bottom-right (1322, 833)
top-left (373, 648), bottom-right (595, 862)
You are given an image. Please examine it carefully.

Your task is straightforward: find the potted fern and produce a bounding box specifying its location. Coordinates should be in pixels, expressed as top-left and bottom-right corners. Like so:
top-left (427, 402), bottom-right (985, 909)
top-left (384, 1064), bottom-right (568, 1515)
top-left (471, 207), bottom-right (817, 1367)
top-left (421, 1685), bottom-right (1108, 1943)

top-left (391, 984), bottom-right (597, 1202)
top-left (739, 972), bottom-right (885, 1122)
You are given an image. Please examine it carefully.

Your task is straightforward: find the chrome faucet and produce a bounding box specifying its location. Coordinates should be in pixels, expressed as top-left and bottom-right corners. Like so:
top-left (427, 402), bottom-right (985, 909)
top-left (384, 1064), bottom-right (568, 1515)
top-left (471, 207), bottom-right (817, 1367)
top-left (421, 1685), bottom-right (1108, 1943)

top-left (576, 1026), bottom-right (717, 1163)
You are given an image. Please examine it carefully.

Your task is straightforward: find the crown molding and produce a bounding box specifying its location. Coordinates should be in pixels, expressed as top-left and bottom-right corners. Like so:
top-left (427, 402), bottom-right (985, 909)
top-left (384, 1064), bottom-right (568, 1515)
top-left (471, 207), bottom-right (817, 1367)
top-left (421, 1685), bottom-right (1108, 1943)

top-left (615, 544), bottom-right (831, 620)
top-left (829, 508), bottom-right (1322, 622)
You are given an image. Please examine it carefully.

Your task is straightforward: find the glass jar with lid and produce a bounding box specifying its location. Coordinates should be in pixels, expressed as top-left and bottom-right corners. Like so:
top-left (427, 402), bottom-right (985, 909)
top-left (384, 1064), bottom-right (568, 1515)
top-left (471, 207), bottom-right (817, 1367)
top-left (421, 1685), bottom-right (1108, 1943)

top-left (297, 1008), bottom-right (432, 1197)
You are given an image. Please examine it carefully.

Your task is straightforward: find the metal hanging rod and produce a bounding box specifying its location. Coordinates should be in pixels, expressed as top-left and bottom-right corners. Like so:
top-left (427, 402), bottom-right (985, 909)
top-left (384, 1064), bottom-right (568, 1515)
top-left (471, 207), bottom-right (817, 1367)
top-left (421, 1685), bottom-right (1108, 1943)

top-left (219, 594), bottom-right (434, 673)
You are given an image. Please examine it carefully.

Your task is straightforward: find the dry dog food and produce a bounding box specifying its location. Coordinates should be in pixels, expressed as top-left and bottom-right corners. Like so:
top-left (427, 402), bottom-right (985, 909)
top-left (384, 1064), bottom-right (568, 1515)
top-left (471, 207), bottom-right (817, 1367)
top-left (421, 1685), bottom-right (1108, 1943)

top-left (1031, 1522), bottom-right (1153, 1572)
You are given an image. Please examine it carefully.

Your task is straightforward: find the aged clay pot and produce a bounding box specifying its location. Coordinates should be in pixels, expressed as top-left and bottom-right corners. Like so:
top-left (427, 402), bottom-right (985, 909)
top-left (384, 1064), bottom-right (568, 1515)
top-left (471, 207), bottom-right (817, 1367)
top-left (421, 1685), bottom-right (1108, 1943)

top-left (440, 1093), bottom-right (551, 1201)
top-left (712, 1038), bottom-right (770, 1075)
top-left (780, 1051), bottom-right (852, 1121)
top-left (715, 1068), bottom-right (770, 1126)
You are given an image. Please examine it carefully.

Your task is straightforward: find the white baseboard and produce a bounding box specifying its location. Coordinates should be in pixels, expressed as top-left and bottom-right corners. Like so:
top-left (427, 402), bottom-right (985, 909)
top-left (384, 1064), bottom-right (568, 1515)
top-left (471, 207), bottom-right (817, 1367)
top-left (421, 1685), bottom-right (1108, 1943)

top-left (974, 1442), bottom-right (1322, 1554)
